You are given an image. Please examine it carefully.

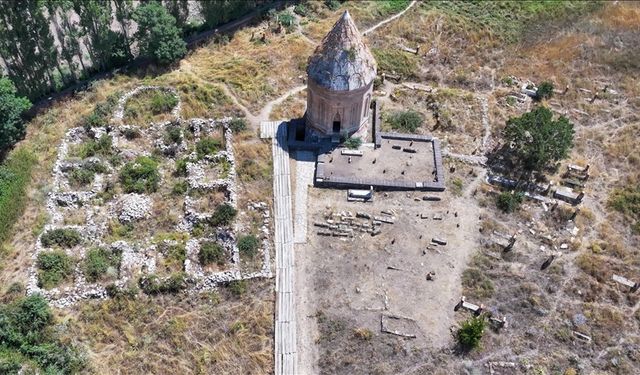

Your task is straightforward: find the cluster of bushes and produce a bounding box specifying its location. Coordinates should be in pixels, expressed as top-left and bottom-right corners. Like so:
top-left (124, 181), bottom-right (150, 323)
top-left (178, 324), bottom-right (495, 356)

top-left (238, 234), bottom-right (259, 258)
top-left (196, 137), bottom-right (222, 159)
top-left (0, 77), bottom-right (31, 156)
top-left (164, 124), bottom-right (182, 144)
top-left (36, 250), bottom-right (75, 289)
top-left (386, 110), bottom-right (424, 133)
top-left (457, 316), bottom-right (485, 350)
top-left (0, 148), bottom-right (36, 243)
top-left (83, 93), bottom-right (121, 129)
top-left (0, 294), bottom-right (85, 373)
top-left (68, 161), bottom-right (108, 187)
top-left (496, 191), bottom-right (523, 213)
top-left (84, 247), bottom-right (121, 282)
top-left (119, 156), bottom-right (160, 193)
top-left (198, 241), bottom-right (226, 266)
top-left (209, 203), bottom-right (237, 227)
top-left (229, 118), bottom-right (247, 133)
top-left (73, 135), bottom-right (113, 159)
top-left (40, 228), bottom-right (82, 248)
top-left (139, 272), bottom-right (189, 295)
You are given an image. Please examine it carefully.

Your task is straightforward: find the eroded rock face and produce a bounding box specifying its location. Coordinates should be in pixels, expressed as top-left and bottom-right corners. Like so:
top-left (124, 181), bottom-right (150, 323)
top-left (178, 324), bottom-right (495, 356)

top-left (118, 193), bottom-right (153, 223)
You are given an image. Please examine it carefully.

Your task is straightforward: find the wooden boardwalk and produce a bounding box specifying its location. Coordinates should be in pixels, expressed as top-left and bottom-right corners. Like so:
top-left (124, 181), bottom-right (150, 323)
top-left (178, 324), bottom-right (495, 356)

top-left (263, 121), bottom-right (297, 375)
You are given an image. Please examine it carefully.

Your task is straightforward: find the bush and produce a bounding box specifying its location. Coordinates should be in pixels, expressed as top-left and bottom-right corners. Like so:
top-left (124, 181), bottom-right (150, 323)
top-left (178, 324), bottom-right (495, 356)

top-left (133, 2), bottom-right (187, 65)
top-left (82, 92), bottom-right (120, 129)
top-left (0, 294), bottom-right (85, 373)
top-left (229, 118), bottom-right (247, 133)
top-left (151, 91), bottom-right (179, 114)
top-left (496, 191), bottom-right (523, 213)
top-left (69, 168), bottom-right (94, 187)
top-left (386, 110), bottom-right (423, 133)
top-left (36, 251), bottom-right (75, 289)
top-left (84, 247), bottom-right (121, 282)
top-left (164, 125), bottom-right (182, 144)
top-left (172, 180), bottom-right (188, 195)
top-left (209, 203), bottom-right (237, 226)
top-left (608, 185), bottom-right (640, 233)
top-left (175, 157), bottom-right (189, 176)
top-left (198, 241), bottom-right (226, 266)
top-left (119, 156), bottom-right (160, 193)
top-left (293, 3), bottom-right (308, 16)
top-left (74, 135), bottom-right (113, 158)
top-left (122, 127), bottom-right (141, 140)
top-left (457, 316), bottom-right (485, 350)
top-left (40, 228), bottom-right (82, 248)
top-left (139, 272), bottom-right (189, 295)
top-left (325, 0), bottom-right (341, 10)
top-left (535, 81), bottom-right (554, 101)
top-left (238, 234), bottom-right (259, 258)
top-left (228, 279), bottom-right (247, 296)
top-left (0, 149), bottom-right (36, 243)
top-left (196, 137), bottom-right (222, 159)
top-left (343, 136), bottom-right (362, 149)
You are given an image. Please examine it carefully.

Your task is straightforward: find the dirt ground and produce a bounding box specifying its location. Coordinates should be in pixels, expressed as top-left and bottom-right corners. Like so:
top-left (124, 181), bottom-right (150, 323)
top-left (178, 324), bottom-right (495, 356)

top-left (295, 174), bottom-right (484, 374)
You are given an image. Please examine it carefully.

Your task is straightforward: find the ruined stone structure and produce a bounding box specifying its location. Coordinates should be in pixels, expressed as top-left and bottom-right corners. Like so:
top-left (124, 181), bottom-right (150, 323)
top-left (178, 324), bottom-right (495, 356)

top-left (306, 11), bottom-right (377, 136)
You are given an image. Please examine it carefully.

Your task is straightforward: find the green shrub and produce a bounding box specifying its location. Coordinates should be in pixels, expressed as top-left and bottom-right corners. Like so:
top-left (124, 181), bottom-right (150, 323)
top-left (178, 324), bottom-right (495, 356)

top-left (535, 81), bottom-right (554, 101)
top-left (199, 241), bottom-right (226, 266)
top-left (196, 137), bottom-right (222, 159)
top-left (119, 156), bottom-right (160, 193)
top-left (164, 125), bottom-right (182, 144)
top-left (386, 110), bottom-right (423, 133)
top-left (40, 228), bottom-right (82, 248)
top-left (325, 0), bottom-right (341, 10)
top-left (122, 127), bottom-right (141, 140)
top-left (238, 234), bottom-right (259, 258)
top-left (84, 247), bottom-right (121, 282)
top-left (36, 251), bottom-right (75, 289)
top-left (209, 203), bottom-right (237, 227)
top-left (139, 272), bottom-right (188, 295)
top-left (172, 180), bottom-right (188, 195)
top-left (82, 93), bottom-right (120, 129)
top-left (151, 91), bottom-right (178, 114)
top-left (343, 136), bottom-right (362, 149)
top-left (0, 149), bottom-right (36, 244)
top-left (293, 3), bottom-right (308, 16)
top-left (228, 279), bottom-right (247, 296)
top-left (165, 244), bottom-right (186, 268)
top-left (457, 316), bottom-right (485, 350)
top-left (175, 157), bottom-right (189, 176)
top-left (69, 168), bottom-right (95, 187)
top-left (608, 185), bottom-right (640, 233)
top-left (74, 135), bottom-right (113, 158)
top-left (496, 191), bottom-right (523, 213)
top-left (0, 294), bottom-right (85, 373)
top-left (229, 118), bottom-right (247, 133)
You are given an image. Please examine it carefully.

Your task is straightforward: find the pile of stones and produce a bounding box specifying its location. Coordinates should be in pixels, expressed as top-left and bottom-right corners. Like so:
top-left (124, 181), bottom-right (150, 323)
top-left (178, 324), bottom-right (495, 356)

top-left (314, 210), bottom-right (395, 238)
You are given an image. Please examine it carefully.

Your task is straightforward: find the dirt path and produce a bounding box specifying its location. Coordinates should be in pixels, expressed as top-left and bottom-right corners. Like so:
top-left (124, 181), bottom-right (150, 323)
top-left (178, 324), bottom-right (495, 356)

top-left (362, 0), bottom-right (418, 36)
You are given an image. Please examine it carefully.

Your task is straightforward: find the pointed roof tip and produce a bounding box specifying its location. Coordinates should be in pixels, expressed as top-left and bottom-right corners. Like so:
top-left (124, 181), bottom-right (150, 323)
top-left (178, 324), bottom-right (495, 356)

top-left (306, 10), bottom-right (377, 91)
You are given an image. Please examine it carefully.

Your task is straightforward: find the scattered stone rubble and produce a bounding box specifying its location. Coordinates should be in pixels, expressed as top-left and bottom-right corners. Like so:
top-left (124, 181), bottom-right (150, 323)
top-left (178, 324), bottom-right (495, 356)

top-left (315, 210), bottom-right (395, 238)
top-left (26, 86), bottom-right (272, 307)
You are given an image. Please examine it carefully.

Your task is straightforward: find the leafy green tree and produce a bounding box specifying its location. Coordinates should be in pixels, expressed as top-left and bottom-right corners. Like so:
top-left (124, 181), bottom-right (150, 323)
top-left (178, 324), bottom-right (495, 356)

top-left (504, 106), bottom-right (574, 172)
top-left (457, 316), bottom-right (485, 350)
top-left (0, 78), bottom-right (32, 156)
top-left (200, 0), bottom-right (256, 28)
top-left (133, 2), bottom-right (186, 65)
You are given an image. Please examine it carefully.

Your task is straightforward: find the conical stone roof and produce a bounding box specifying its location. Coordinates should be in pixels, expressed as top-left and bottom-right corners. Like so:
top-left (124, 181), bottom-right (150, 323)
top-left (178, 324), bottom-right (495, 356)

top-left (307, 11), bottom-right (377, 91)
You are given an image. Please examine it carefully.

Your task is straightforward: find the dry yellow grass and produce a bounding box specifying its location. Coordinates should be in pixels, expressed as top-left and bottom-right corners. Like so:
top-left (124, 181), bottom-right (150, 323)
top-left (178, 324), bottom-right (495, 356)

top-left (187, 29), bottom-right (312, 112)
top-left (269, 90), bottom-right (307, 120)
top-left (66, 280), bottom-right (274, 375)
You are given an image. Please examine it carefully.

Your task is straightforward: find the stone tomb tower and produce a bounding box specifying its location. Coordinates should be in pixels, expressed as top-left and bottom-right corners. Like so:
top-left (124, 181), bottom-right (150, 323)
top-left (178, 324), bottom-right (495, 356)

top-left (306, 11), bottom-right (377, 136)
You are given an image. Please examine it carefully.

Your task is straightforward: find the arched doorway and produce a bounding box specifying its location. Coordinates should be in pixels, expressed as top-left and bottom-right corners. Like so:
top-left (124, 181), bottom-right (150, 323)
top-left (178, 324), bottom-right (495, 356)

top-left (332, 111), bottom-right (341, 133)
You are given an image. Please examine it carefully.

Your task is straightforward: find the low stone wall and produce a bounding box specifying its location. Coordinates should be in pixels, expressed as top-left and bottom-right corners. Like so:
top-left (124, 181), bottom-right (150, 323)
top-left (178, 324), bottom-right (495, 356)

top-left (27, 86), bottom-right (272, 308)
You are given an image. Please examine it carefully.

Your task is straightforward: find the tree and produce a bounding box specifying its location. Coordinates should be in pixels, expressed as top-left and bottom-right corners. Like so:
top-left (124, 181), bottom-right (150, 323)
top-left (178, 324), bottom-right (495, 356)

top-left (200, 0), bottom-right (256, 29)
top-left (0, 78), bottom-right (32, 156)
top-left (496, 191), bottom-right (523, 213)
top-left (503, 106), bottom-right (574, 173)
top-left (535, 81), bottom-right (554, 101)
top-left (457, 316), bottom-right (485, 350)
top-left (133, 2), bottom-right (186, 65)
